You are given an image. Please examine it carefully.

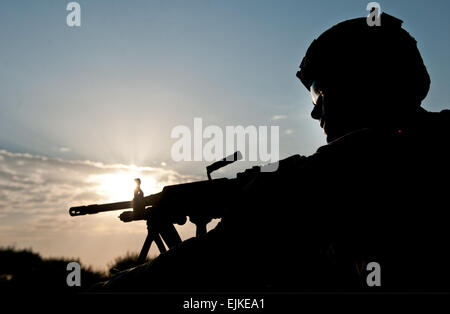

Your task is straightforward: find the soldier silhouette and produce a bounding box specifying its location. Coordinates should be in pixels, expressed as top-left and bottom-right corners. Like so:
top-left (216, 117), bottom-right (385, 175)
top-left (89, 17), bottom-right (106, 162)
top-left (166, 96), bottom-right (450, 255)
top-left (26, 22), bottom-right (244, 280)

top-left (98, 13), bottom-right (450, 292)
top-left (132, 178), bottom-right (145, 217)
top-left (134, 178), bottom-right (143, 199)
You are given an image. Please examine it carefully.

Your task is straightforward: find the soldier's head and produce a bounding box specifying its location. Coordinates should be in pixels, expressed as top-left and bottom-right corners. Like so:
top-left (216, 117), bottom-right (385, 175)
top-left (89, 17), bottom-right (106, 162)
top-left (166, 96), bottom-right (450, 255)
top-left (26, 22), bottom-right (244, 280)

top-left (297, 13), bottom-right (430, 142)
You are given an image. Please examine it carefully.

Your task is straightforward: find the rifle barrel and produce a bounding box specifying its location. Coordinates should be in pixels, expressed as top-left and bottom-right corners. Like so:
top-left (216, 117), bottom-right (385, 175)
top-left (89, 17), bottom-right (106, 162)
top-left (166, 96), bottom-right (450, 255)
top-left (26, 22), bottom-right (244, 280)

top-left (69, 201), bottom-right (132, 216)
top-left (69, 192), bottom-right (162, 216)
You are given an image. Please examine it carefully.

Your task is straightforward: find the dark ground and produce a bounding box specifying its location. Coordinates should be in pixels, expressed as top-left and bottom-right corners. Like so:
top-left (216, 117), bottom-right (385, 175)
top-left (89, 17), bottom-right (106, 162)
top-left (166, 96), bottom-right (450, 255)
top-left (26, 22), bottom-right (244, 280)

top-left (0, 246), bottom-right (151, 294)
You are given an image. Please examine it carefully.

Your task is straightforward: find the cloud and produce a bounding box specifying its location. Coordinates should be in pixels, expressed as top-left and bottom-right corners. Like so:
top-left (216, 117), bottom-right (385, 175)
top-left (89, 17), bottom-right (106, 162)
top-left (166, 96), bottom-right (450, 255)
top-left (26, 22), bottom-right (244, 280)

top-left (271, 115), bottom-right (288, 121)
top-left (0, 149), bottom-right (202, 269)
top-left (0, 149), bottom-right (197, 214)
top-left (285, 129), bottom-right (295, 135)
top-left (51, 145), bottom-right (72, 153)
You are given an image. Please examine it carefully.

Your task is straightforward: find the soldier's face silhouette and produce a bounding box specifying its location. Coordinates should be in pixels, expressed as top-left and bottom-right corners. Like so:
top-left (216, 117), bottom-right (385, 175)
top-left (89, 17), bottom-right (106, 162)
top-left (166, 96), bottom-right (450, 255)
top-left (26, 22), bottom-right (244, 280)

top-left (310, 79), bottom-right (380, 142)
top-left (310, 80), bottom-right (357, 142)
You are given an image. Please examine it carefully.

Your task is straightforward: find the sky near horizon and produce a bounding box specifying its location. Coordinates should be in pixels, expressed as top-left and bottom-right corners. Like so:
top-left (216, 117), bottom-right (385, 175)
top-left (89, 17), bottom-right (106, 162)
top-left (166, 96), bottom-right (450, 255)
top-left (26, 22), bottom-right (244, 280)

top-left (1, 0), bottom-right (450, 270)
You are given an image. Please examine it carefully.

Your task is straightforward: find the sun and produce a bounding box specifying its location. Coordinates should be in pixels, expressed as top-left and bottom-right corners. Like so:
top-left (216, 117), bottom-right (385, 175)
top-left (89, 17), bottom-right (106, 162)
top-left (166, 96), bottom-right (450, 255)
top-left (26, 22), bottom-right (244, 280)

top-left (99, 173), bottom-right (137, 201)
top-left (90, 171), bottom-right (157, 203)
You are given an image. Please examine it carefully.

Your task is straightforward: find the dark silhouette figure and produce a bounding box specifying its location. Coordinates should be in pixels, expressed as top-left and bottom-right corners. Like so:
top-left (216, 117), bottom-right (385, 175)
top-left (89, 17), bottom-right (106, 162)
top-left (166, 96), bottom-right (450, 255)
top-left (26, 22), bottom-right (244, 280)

top-left (97, 13), bottom-right (450, 292)
top-left (134, 178), bottom-right (143, 199)
top-left (133, 178), bottom-right (144, 214)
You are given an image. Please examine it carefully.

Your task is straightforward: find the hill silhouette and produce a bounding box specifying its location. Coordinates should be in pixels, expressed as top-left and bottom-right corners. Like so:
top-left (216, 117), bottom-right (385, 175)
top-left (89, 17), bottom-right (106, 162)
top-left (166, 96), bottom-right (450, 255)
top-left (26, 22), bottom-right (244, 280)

top-left (0, 247), bottom-right (152, 294)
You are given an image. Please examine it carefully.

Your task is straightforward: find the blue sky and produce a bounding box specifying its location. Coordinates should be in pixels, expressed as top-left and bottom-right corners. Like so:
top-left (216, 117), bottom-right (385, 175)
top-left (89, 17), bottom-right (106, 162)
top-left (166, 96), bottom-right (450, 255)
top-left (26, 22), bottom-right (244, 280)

top-left (1, 0), bottom-right (449, 269)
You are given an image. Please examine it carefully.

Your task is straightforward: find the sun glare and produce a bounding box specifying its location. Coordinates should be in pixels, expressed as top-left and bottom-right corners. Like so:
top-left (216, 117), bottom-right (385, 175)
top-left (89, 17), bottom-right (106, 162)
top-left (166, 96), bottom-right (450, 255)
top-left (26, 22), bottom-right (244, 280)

top-left (90, 171), bottom-right (157, 203)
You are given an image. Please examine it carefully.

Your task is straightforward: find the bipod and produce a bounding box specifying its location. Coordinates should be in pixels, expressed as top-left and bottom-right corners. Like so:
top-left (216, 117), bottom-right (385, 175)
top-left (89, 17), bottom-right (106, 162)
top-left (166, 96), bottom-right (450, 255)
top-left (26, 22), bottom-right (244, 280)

top-left (137, 213), bottom-right (182, 265)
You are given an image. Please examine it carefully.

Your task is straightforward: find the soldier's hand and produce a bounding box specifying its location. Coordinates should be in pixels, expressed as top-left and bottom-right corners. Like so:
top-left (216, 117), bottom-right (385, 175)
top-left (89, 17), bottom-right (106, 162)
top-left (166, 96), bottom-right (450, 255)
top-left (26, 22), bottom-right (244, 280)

top-left (119, 210), bottom-right (134, 222)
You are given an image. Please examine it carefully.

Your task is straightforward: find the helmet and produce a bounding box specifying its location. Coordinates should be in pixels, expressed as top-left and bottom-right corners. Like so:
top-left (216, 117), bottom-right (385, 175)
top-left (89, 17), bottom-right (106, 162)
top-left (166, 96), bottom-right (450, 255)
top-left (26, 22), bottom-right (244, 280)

top-left (297, 13), bottom-right (430, 105)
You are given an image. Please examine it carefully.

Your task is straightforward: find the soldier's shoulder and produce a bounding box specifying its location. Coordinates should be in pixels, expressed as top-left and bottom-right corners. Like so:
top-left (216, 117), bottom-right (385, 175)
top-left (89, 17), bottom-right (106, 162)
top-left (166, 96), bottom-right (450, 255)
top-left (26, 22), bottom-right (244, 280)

top-left (408, 109), bottom-right (450, 139)
top-left (309, 128), bottom-right (383, 165)
top-left (257, 129), bottom-right (380, 176)
top-left (440, 109), bottom-right (450, 116)
top-left (418, 109), bottom-right (450, 123)
top-left (429, 109), bottom-right (450, 127)
top-left (433, 108), bottom-right (450, 117)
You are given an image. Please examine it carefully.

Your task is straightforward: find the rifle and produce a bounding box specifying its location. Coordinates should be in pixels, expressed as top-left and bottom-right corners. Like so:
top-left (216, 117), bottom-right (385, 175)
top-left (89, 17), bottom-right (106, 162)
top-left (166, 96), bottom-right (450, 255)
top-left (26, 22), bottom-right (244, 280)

top-left (69, 151), bottom-right (262, 264)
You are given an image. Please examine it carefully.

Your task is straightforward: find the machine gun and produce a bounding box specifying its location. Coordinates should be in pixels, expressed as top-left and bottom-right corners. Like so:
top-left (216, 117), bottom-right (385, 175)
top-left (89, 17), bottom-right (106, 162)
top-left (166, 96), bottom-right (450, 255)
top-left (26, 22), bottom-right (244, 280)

top-left (69, 151), bottom-right (263, 265)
